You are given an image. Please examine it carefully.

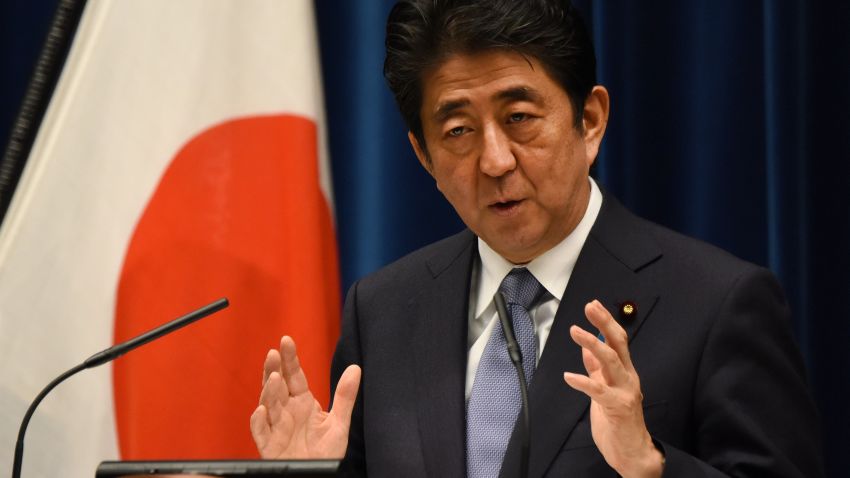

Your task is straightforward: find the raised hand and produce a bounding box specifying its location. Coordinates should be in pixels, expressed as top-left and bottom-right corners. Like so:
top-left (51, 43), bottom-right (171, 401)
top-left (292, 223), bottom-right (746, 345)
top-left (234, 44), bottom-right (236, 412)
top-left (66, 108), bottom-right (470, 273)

top-left (250, 336), bottom-right (361, 459)
top-left (563, 300), bottom-right (664, 478)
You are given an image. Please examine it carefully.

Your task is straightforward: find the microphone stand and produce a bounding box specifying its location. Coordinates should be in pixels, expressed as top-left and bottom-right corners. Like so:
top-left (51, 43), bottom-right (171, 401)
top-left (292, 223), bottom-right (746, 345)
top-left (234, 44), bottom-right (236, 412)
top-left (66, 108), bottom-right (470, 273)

top-left (11, 297), bottom-right (229, 478)
top-left (494, 292), bottom-right (530, 478)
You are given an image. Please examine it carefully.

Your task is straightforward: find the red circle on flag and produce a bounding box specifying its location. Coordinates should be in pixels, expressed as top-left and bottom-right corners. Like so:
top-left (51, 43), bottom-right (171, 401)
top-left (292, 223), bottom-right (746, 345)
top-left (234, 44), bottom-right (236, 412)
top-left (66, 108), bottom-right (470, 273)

top-left (113, 114), bottom-right (340, 459)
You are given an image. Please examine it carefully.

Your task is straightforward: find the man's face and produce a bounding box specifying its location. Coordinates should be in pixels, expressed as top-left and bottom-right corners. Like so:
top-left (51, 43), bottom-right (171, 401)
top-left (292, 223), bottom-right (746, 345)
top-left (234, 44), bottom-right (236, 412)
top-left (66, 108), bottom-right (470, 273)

top-left (410, 51), bottom-right (608, 263)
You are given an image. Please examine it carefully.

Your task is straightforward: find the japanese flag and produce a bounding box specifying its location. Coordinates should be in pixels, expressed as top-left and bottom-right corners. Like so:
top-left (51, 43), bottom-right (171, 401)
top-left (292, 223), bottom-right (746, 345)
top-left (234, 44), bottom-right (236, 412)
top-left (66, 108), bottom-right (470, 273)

top-left (0, 1), bottom-right (339, 476)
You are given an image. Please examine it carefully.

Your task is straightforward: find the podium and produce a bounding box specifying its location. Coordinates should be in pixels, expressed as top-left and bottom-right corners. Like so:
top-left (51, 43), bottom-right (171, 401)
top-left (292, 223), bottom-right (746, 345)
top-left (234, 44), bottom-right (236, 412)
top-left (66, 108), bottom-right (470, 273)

top-left (94, 459), bottom-right (340, 477)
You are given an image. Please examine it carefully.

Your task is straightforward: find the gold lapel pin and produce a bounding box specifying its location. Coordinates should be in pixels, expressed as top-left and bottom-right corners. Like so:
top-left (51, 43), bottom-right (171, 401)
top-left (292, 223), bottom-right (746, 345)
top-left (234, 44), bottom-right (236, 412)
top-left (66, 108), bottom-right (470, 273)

top-left (620, 301), bottom-right (637, 319)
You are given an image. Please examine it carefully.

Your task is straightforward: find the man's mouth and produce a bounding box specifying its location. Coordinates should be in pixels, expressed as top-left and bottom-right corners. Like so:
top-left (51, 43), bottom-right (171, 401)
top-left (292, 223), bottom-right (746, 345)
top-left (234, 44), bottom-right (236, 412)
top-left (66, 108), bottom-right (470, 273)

top-left (489, 199), bottom-right (523, 214)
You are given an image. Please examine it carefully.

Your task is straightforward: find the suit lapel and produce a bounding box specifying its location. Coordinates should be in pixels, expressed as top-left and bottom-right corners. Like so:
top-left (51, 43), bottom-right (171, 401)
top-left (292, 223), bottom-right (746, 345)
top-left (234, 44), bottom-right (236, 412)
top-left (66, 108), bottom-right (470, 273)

top-left (501, 194), bottom-right (662, 477)
top-left (411, 230), bottom-right (476, 478)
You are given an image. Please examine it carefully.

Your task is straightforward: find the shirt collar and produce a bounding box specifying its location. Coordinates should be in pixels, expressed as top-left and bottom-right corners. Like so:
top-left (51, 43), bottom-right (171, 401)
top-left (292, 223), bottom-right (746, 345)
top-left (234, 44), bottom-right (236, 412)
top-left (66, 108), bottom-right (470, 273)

top-left (474, 177), bottom-right (603, 319)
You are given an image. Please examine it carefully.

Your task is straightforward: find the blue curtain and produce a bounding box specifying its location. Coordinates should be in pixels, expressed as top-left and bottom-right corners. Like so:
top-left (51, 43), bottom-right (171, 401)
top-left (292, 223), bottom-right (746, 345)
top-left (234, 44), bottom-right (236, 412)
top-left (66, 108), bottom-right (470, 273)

top-left (3, 0), bottom-right (848, 475)
top-left (0, 0), bottom-right (59, 154)
top-left (315, 1), bottom-right (465, 292)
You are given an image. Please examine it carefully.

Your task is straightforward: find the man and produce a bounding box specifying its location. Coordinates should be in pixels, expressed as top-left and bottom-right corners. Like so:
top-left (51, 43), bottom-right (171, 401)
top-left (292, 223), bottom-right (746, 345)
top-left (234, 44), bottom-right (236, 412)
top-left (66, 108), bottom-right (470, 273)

top-left (250, 1), bottom-right (823, 476)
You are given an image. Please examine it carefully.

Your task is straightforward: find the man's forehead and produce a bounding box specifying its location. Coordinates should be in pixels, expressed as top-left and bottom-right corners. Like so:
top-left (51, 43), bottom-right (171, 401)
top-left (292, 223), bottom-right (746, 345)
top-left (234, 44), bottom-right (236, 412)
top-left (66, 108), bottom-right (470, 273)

top-left (419, 50), bottom-right (561, 116)
top-left (424, 51), bottom-right (537, 90)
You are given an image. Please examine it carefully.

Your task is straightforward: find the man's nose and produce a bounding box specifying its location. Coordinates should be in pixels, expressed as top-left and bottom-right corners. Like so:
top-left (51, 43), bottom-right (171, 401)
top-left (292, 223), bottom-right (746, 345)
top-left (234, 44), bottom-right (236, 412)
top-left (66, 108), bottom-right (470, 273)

top-left (479, 124), bottom-right (516, 177)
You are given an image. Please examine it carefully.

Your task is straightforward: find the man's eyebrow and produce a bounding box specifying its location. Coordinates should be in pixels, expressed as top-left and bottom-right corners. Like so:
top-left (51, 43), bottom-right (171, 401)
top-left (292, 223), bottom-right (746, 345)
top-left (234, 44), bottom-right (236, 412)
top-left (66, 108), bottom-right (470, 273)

top-left (496, 86), bottom-right (542, 103)
top-left (433, 99), bottom-right (470, 122)
top-left (431, 87), bottom-right (541, 122)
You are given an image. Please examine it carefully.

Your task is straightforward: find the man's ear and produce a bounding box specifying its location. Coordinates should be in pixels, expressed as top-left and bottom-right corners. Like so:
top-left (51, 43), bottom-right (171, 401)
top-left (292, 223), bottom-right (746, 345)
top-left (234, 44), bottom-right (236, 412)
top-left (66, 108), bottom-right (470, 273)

top-left (581, 85), bottom-right (610, 166)
top-left (408, 131), bottom-right (433, 176)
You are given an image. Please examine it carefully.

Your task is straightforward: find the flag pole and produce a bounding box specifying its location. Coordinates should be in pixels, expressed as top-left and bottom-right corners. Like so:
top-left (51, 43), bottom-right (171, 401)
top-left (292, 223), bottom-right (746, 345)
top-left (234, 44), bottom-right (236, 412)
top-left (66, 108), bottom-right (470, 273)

top-left (0, 0), bottom-right (88, 224)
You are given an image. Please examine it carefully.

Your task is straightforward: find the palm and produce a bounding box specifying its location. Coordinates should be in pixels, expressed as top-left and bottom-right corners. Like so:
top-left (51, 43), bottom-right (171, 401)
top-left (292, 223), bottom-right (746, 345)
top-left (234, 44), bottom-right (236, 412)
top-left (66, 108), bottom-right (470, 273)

top-left (251, 336), bottom-right (361, 459)
top-left (588, 395), bottom-right (622, 459)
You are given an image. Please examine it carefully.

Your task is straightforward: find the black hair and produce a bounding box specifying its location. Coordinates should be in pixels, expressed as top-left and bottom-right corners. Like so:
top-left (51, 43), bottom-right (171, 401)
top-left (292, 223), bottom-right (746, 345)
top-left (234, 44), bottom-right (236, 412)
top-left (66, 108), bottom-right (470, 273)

top-left (384, 0), bottom-right (597, 151)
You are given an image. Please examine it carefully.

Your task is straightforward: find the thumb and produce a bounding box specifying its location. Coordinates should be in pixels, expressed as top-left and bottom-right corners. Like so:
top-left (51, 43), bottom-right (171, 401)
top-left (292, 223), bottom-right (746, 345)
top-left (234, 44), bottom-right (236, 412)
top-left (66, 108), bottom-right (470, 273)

top-left (329, 365), bottom-right (362, 425)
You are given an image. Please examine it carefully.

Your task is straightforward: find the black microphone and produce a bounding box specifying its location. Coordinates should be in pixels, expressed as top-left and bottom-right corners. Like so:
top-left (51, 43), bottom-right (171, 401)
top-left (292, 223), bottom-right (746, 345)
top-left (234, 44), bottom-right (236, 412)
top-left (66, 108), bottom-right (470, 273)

top-left (11, 297), bottom-right (230, 478)
top-left (494, 291), bottom-right (531, 478)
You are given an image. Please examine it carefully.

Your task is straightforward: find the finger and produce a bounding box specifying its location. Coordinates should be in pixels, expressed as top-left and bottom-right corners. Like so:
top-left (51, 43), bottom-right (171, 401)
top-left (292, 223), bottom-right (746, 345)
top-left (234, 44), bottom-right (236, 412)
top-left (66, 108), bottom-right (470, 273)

top-left (329, 365), bottom-right (362, 426)
top-left (259, 372), bottom-right (289, 424)
top-left (570, 325), bottom-right (629, 384)
top-left (280, 336), bottom-right (311, 396)
top-left (250, 405), bottom-right (271, 450)
top-left (263, 348), bottom-right (282, 384)
top-left (563, 371), bottom-right (606, 401)
top-left (582, 345), bottom-right (602, 377)
top-left (585, 300), bottom-right (634, 371)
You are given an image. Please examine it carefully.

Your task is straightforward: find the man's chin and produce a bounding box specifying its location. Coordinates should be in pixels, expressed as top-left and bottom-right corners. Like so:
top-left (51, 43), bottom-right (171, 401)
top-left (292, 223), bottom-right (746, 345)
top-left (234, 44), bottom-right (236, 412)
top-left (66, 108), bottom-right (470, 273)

top-left (480, 231), bottom-right (546, 264)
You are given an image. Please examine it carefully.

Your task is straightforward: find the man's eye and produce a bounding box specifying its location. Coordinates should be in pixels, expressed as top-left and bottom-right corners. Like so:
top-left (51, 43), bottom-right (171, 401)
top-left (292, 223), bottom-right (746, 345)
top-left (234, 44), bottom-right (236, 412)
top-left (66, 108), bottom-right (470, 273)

top-left (508, 113), bottom-right (528, 123)
top-left (448, 126), bottom-right (466, 137)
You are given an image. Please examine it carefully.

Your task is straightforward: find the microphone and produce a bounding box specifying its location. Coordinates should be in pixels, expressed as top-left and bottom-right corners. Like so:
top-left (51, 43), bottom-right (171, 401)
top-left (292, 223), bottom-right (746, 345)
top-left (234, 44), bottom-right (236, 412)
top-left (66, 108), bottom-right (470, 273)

top-left (494, 291), bottom-right (530, 478)
top-left (11, 297), bottom-right (229, 478)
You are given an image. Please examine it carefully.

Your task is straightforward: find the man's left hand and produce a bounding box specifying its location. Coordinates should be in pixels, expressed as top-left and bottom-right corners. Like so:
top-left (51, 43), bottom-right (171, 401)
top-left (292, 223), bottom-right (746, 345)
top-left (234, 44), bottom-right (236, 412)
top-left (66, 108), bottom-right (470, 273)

top-left (563, 300), bottom-right (665, 478)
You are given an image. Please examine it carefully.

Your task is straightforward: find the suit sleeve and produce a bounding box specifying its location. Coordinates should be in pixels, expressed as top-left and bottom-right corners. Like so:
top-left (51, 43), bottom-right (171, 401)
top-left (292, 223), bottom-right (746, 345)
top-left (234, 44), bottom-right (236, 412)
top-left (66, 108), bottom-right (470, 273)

top-left (660, 267), bottom-right (824, 477)
top-left (331, 280), bottom-right (367, 477)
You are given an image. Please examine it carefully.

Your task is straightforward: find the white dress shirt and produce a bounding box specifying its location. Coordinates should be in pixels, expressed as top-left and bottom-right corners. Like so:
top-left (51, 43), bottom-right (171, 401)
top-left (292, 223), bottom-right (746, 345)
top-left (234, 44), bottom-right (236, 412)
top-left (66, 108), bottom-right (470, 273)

top-left (465, 177), bottom-right (603, 399)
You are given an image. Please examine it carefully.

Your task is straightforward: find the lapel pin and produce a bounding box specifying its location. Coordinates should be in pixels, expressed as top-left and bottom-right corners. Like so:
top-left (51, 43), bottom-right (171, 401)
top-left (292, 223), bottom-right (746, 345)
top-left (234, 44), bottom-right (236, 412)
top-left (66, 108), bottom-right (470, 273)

top-left (620, 301), bottom-right (637, 320)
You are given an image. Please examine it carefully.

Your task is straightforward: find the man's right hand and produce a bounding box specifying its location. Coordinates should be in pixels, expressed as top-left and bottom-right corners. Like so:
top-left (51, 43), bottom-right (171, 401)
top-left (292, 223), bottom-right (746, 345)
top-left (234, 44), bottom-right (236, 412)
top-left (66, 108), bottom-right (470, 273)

top-left (250, 336), bottom-right (361, 459)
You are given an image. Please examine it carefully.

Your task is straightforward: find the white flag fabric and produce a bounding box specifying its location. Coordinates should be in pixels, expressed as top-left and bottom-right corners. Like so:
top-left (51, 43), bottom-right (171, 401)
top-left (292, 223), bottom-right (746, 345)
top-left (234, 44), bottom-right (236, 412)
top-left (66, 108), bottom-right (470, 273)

top-left (0, 1), bottom-right (340, 476)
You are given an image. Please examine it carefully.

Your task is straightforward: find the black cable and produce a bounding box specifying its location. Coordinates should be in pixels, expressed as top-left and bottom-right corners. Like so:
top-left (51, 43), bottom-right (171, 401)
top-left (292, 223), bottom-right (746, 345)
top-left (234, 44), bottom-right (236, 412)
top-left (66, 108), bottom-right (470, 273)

top-left (494, 291), bottom-right (530, 478)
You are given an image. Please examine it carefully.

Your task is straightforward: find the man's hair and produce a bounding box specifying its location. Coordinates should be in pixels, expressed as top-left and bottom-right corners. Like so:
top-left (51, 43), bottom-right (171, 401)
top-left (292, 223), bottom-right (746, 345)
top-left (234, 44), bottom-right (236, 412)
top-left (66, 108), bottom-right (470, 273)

top-left (384, 0), bottom-right (597, 150)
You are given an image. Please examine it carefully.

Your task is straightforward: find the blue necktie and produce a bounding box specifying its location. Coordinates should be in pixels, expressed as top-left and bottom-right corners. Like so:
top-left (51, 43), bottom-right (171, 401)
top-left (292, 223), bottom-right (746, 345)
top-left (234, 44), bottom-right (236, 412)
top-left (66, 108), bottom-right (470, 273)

top-left (467, 268), bottom-right (545, 478)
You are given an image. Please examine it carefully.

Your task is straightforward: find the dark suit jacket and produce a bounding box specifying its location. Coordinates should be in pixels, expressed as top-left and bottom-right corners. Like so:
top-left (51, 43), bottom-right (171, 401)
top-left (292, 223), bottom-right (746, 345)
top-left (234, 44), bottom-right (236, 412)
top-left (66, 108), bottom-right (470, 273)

top-left (330, 192), bottom-right (823, 477)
